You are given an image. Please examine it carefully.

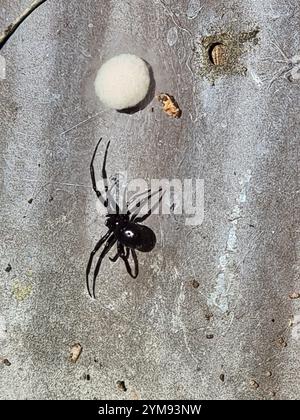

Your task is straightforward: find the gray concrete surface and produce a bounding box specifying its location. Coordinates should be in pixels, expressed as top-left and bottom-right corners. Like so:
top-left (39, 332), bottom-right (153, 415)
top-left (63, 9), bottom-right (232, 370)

top-left (0, 0), bottom-right (299, 400)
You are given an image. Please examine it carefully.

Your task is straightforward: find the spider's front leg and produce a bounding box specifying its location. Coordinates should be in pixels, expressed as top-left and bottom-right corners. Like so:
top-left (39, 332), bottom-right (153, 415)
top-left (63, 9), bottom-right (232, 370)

top-left (86, 230), bottom-right (112, 298)
top-left (130, 187), bottom-right (163, 223)
top-left (90, 138), bottom-right (119, 214)
top-left (92, 235), bottom-right (117, 299)
top-left (90, 138), bottom-right (107, 207)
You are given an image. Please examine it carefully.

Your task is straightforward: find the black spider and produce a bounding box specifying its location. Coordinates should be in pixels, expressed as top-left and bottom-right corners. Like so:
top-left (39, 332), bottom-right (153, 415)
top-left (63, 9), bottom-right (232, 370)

top-left (86, 138), bottom-right (163, 299)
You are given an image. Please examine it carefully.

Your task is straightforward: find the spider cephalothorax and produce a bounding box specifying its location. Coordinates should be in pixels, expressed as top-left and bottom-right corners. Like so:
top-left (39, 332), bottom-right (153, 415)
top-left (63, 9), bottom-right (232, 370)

top-left (86, 138), bottom-right (162, 299)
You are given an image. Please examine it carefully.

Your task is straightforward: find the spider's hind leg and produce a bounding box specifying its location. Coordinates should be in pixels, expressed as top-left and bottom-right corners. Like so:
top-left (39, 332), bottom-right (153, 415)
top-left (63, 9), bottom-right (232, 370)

top-left (121, 248), bottom-right (139, 279)
top-left (109, 243), bottom-right (129, 262)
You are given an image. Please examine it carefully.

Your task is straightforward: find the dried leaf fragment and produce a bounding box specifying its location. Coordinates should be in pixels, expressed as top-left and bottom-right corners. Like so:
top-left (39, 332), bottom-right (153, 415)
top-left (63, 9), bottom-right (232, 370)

top-left (157, 93), bottom-right (182, 118)
top-left (289, 292), bottom-right (300, 300)
top-left (277, 337), bottom-right (287, 348)
top-left (249, 380), bottom-right (259, 389)
top-left (70, 343), bottom-right (82, 363)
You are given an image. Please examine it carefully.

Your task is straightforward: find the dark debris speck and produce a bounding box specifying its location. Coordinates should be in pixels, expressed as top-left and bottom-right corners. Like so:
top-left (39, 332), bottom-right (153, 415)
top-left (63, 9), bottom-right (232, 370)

top-left (5, 264), bottom-right (12, 273)
top-left (205, 313), bottom-right (214, 321)
top-left (192, 279), bottom-right (200, 289)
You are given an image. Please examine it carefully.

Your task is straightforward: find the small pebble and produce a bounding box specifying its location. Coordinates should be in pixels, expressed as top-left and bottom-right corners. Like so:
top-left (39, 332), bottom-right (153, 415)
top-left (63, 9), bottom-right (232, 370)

top-left (266, 371), bottom-right (272, 377)
top-left (0, 357), bottom-right (11, 366)
top-left (69, 343), bottom-right (82, 363)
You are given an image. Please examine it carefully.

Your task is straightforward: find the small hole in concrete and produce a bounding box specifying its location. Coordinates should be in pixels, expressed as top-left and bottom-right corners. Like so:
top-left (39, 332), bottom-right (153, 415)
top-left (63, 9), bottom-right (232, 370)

top-left (116, 380), bottom-right (127, 392)
top-left (208, 42), bottom-right (227, 66)
top-left (192, 279), bottom-right (200, 289)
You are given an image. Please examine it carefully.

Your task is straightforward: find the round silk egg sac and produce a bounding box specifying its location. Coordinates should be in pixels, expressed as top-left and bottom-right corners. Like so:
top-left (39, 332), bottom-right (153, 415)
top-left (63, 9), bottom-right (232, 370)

top-left (94, 54), bottom-right (150, 110)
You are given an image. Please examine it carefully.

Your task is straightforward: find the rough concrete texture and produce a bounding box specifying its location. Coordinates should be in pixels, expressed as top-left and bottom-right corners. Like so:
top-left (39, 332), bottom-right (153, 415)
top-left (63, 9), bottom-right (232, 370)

top-left (0, 0), bottom-right (299, 400)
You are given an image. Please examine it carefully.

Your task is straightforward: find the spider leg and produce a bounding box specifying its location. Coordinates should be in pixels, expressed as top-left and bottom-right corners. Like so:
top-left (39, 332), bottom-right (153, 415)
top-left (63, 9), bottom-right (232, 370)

top-left (129, 188), bottom-right (162, 220)
top-left (109, 242), bottom-right (123, 262)
top-left (109, 243), bottom-right (130, 262)
top-left (131, 188), bottom-right (163, 223)
top-left (90, 138), bottom-right (107, 207)
top-left (91, 138), bottom-right (119, 214)
top-left (126, 188), bottom-right (151, 210)
top-left (86, 230), bottom-right (112, 298)
top-left (130, 249), bottom-right (139, 278)
top-left (92, 235), bottom-right (117, 299)
top-left (109, 252), bottom-right (120, 262)
top-left (121, 248), bottom-right (139, 278)
top-left (102, 141), bottom-right (120, 215)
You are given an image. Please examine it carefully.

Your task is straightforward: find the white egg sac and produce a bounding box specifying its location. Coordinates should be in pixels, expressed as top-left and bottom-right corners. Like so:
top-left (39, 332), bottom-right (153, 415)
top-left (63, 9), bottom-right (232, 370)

top-left (94, 54), bottom-right (151, 110)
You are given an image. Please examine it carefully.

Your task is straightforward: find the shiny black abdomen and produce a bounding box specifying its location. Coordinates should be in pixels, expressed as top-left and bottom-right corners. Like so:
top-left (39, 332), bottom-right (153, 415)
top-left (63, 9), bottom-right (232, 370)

top-left (117, 223), bottom-right (156, 252)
